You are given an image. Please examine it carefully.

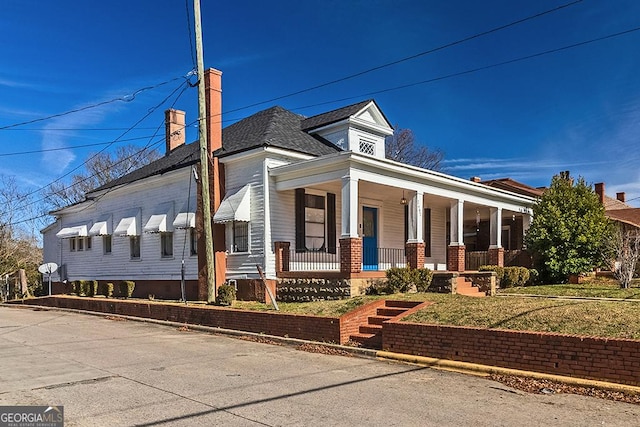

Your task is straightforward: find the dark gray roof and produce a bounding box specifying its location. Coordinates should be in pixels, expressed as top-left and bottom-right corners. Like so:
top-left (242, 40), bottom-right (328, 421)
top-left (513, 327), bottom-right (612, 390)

top-left (90, 105), bottom-right (341, 193)
top-left (301, 99), bottom-right (374, 131)
top-left (91, 141), bottom-right (199, 193)
top-left (216, 106), bottom-right (340, 157)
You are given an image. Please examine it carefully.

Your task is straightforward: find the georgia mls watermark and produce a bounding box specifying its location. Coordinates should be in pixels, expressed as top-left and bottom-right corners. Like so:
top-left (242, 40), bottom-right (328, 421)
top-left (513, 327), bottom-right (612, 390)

top-left (0, 406), bottom-right (63, 427)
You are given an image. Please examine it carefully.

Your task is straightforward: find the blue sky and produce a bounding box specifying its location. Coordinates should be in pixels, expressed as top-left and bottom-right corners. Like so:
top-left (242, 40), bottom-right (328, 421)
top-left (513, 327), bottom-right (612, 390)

top-left (1, 0), bottom-right (640, 211)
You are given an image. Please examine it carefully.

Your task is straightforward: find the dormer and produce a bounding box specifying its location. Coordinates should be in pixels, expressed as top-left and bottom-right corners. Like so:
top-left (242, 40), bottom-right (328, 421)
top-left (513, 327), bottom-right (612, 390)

top-left (301, 100), bottom-right (394, 160)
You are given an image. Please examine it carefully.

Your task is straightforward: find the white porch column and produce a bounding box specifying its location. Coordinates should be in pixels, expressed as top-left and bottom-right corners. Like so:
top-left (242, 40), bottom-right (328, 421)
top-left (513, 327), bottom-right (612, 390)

top-left (489, 207), bottom-right (503, 248)
top-left (341, 175), bottom-right (359, 238)
top-left (449, 199), bottom-right (464, 245)
top-left (407, 191), bottom-right (424, 242)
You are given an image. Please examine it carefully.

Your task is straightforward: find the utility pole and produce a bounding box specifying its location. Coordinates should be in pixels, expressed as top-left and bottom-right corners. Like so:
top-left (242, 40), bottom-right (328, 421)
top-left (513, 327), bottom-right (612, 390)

top-left (194, 0), bottom-right (216, 303)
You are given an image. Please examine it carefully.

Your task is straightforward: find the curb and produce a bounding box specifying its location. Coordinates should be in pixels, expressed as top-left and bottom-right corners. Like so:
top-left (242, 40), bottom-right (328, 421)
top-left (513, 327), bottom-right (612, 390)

top-left (376, 351), bottom-right (640, 395)
top-left (5, 303), bottom-right (640, 396)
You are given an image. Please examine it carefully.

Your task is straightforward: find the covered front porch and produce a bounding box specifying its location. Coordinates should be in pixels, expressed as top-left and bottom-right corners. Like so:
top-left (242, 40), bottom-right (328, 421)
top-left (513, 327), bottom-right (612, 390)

top-left (269, 151), bottom-right (534, 279)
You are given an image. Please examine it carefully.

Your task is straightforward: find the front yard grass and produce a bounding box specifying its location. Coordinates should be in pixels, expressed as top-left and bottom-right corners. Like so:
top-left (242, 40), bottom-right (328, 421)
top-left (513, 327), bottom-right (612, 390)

top-left (232, 277), bottom-right (640, 339)
top-left (498, 277), bottom-right (640, 299)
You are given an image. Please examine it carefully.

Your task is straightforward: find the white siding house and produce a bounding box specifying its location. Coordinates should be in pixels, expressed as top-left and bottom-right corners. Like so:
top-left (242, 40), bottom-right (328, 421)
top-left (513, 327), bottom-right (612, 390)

top-left (42, 69), bottom-right (536, 300)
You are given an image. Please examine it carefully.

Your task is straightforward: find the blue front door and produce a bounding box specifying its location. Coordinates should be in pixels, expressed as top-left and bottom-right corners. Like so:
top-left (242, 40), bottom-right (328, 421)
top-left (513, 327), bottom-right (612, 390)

top-left (362, 207), bottom-right (378, 270)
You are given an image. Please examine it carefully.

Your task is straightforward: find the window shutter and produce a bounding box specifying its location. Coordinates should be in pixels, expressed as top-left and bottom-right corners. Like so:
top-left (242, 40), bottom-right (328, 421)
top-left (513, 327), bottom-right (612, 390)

top-left (327, 193), bottom-right (336, 254)
top-left (295, 188), bottom-right (306, 252)
top-left (424, 208), bottom-right (431, 257)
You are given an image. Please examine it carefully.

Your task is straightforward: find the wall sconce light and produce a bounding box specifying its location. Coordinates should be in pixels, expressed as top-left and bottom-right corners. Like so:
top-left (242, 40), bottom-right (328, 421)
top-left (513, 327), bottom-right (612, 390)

top-left (400, 191), bottom-right (407, 205)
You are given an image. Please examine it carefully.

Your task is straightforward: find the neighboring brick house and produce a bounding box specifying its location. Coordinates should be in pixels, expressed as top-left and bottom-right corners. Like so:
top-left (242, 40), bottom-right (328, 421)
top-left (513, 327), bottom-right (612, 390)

top-left (42, 68), bottom-right (536, 301)
top-left (595, 182), bottom-right (640, 230)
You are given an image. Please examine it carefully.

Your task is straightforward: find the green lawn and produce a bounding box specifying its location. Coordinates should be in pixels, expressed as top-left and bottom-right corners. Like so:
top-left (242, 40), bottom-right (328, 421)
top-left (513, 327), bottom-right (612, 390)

top-left (498, 277), bottom-right (640, 299)
top-left (231, 278), bottom-right (640, 340)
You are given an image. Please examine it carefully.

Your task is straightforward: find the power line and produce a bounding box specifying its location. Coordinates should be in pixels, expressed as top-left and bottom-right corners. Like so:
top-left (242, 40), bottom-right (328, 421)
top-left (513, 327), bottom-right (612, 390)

top-left (1, 127), bottom-right (160, 131)
top-left (3, 80), bottom-right (192, 217)
top-left (285, 25), bottom-right (640, 113)
top-left (222, 0), bottom-right (584, 114)
top-left (0, 136), bottom-right (155, 157)
top-left (184, 0), bottom-right (197, 70)
top-left (0, 74), bottom-right (190, 131)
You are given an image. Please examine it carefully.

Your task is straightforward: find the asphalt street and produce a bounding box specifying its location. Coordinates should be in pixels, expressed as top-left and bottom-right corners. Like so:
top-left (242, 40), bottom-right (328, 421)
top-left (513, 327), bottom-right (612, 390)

top-left (1, 305), bottom-right (638, 426)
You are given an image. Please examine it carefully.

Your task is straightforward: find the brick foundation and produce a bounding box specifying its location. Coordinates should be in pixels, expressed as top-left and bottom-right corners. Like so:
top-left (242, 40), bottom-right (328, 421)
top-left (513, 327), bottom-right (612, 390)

top-left (447, 245), bottom-right (465, 272)
top-left (405, 242), bottom-right (425, 269)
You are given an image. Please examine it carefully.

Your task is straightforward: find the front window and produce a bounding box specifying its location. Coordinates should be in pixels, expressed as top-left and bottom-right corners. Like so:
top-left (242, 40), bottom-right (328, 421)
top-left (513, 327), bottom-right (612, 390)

top-left (161, 232), bottom-right (173, 258)
top-left (130, 236), bottom-right (141, 259)
top-left (77, 237), bottom-right (84, 251)
top-left (70, 238), bottom-right (76, 252)
top-left (305, 194), bottom-right (325, 251)
top-left (103, 235), bottom-right (112, 254)
top-left (232, 222), bottom-right (248, 253)
top-left (190, 228), bottom-right (198, 256)
top-left (86, 236), bottom-right (92, 250)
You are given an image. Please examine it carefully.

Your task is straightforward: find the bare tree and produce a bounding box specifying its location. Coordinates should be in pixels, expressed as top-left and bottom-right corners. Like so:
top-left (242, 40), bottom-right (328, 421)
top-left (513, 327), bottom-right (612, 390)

top-left (0, 176), bottom-right (42, 280)
top-left (610, 227), bottom-right (640, 289)
top-left (44, 144), bottom-right (160, 209)
top-left (385, 127), bottom-right (444, 171)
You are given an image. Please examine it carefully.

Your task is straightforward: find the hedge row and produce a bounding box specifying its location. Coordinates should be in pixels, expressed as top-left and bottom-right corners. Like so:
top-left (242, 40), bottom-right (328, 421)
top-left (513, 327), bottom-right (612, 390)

top-left (64, 281), bottom-right (135, 298)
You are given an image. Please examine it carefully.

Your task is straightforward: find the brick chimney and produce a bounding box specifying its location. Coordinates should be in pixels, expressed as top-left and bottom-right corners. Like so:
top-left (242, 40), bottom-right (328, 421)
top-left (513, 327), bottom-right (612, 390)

top-left (165, 109), bottom-right (186, 154)
top-left (470, 177), bottom-right (481, 183)
top-left (617, 192), bottom-right (626, 203)
top-left (204, 68), bottom-right (223, 153)
top-left (594, 182), bottom-right (605, 204)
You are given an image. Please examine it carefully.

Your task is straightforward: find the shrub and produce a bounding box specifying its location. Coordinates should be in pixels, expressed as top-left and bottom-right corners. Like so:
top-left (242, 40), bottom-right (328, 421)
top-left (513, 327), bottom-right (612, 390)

top-left (517, 267), bottom-right (530, 287)
top-left (98, 282), bottom-right (114, 298)
top-left (78, 280), bottom-right (97, 297)
top-left (217, 283), bottom-right (236, 306)
top-left (385, 267), bottom-right (433, 293)
top-left (415, 268), bottom-right (433, 292)
top-left (479, 265), bottom-right (504, 282)
top-left (503, 268), bottom-right (520, 288)
top-left (72, 280), bottom-right (83, 296)
top-left (364, 279), bottom-right (389, 295)
top-left (386, 267), bottom-right (414, 293)
top-left (479, 266), bottom-right (532, 288)
top-left (119, 281), bottom-right (135, 298)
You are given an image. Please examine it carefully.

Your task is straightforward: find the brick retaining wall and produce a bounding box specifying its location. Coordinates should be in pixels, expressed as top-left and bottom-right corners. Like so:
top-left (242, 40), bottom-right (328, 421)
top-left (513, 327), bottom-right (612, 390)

top-left (17, 296), bottom-right (340, 343)
top-left (383, 321), bottom-right (640, 387)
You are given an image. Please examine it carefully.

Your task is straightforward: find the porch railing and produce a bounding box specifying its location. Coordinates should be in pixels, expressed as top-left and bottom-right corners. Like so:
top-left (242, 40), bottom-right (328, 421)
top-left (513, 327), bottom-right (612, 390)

top-left (465, 249), bottom-right (533, 270)
top-left (289, 248), bottom-right (341, 271)
top-left (286, 246), bottom-right (407, 272)
top-left (465, 251), bottom-right (488, 271)
top-left (372, 247), bottom-right (407, 270)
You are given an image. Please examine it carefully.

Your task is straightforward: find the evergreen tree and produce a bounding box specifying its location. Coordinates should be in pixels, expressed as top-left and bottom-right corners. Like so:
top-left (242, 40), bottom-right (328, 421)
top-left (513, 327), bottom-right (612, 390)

top-left (525, 172), bottom-right (613, 283)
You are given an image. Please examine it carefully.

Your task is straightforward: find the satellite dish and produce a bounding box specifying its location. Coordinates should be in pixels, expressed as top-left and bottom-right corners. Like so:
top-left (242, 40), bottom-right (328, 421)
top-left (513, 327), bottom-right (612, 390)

top-left (38, 262), bottom-right (58, 275)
